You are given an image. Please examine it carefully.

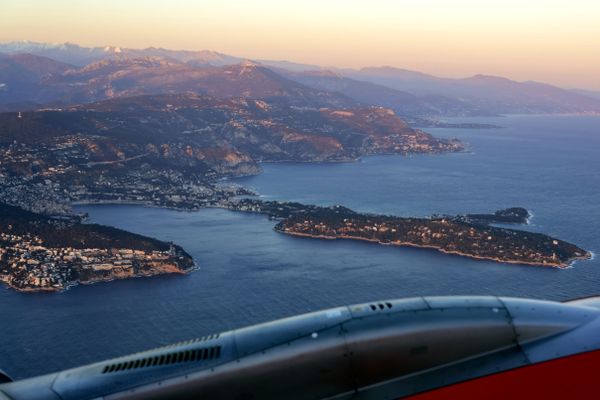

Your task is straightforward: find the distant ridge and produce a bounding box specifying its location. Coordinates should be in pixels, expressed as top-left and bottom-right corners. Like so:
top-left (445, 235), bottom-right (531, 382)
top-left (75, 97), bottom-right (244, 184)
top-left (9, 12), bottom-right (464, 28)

top-left (1, 41), bottom-right (599, 116)
top-left (571, 89), bottom-right (600, 100)
top-left (0, 41), bottom-right (243, 67)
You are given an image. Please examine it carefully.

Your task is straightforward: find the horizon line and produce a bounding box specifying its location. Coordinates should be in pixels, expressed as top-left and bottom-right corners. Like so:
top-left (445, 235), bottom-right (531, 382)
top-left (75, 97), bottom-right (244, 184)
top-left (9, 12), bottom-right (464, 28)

top-left (2, 39), bottom-right (596, 92)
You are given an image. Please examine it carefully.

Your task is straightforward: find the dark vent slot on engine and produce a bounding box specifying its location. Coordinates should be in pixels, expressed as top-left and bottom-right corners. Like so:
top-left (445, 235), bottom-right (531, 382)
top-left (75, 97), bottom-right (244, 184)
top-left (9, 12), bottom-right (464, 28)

top-left (368, 302), bottom-right (393, 311)
top-left (102, 345), bottom-right (222, 374)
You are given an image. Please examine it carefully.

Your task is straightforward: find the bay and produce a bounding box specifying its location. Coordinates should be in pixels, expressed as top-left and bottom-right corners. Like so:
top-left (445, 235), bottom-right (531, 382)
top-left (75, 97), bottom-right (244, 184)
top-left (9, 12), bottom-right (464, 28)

top-left (1, 115), bottom-right (599, 379)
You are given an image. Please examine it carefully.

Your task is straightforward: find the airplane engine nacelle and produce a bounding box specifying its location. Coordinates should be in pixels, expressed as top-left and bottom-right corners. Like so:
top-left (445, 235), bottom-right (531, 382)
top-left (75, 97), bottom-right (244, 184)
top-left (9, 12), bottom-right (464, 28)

top-left (1, 296), bottom-right (599, 400)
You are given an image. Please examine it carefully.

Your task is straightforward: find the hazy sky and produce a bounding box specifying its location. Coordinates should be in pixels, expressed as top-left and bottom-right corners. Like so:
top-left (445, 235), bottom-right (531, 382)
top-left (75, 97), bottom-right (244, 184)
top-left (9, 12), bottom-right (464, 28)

top-left (2, 0), bottom-right (599, 89)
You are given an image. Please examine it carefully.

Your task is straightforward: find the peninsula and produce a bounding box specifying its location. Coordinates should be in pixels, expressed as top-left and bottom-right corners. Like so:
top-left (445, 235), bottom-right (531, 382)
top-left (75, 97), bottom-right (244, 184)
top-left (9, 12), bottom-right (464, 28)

top-left (228, 200), bottom-right (590, 268)
top-left (0, 203), bottom-right (194, 292)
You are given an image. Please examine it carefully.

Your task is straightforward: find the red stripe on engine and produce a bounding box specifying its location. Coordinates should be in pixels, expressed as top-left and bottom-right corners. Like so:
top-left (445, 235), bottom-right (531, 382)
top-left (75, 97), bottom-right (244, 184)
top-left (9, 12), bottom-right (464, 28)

top-left (405, 349), bottom-right (600, 399)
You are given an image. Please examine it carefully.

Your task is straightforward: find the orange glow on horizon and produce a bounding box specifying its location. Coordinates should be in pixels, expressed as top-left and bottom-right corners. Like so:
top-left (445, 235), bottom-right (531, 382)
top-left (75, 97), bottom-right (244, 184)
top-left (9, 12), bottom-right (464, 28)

top-left (1, 0), bottom-right (599, 89)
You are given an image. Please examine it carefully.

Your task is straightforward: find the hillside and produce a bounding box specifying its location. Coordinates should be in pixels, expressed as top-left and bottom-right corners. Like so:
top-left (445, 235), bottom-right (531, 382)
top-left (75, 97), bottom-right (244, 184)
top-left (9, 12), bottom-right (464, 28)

top-left (344, 67), bottom-right (600, 115)
top-left (0, 93), bottom-right (462, 214)
top-left (0, 202), bottom-right (194, 292)
top-left (0, 203), bottom-right (174, 251)
top-left (282, 69), bottom-right (490, 117)
top-left (0, 54), bottom-right (353, 109)
top-left (0, 93), bottom-right (460, 161)
top-left (0, 53), bottom-right (74, 105)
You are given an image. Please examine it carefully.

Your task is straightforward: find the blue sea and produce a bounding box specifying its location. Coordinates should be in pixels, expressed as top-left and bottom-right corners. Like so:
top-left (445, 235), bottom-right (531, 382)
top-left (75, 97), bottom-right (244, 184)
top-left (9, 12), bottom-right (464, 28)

top-left (1, 115), bottom-right (599, 379)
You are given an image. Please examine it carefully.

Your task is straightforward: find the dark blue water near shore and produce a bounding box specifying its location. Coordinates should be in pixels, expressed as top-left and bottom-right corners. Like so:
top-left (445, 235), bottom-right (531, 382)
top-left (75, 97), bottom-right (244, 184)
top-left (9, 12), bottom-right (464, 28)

top-left (1, 115), bottom-right (600, 379)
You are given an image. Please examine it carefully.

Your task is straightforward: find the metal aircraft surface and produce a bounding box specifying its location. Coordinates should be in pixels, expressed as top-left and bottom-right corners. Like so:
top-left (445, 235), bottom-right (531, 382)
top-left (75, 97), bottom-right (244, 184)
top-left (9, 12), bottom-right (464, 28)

top-left (1, 295), bottom-right (599, 399)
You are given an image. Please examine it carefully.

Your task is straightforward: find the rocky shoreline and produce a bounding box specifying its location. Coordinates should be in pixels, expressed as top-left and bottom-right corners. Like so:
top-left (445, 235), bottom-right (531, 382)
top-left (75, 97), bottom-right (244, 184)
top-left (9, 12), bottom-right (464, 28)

top-left (1, 259), bottom-right (192, 293)
top-left (227, 199), bottom-right (591, 269)
top-left (2, 194), bottom-right (593, 294)
top-left (275, 229), bottom-right (590, 268)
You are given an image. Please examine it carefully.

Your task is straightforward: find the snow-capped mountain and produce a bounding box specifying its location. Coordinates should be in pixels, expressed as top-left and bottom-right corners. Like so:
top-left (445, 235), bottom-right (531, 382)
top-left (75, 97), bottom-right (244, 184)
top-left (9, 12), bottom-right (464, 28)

top-left (0, 41), bottom-right (243, 67)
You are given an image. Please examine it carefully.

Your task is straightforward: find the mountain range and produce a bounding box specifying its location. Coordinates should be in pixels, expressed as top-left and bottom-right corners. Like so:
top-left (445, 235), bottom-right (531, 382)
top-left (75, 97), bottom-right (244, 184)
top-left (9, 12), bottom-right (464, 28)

top-left (0, 41), bottom-right (242, 67)
top-left (343, 67), bottom-right (600, 115)
top-left (0, 41), bottom-right (599, 117)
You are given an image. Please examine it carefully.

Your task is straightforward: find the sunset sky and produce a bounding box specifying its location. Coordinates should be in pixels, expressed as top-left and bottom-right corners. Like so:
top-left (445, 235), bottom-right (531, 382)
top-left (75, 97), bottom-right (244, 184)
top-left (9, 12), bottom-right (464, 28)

top-left (2, 0), bottom-right (599, 89)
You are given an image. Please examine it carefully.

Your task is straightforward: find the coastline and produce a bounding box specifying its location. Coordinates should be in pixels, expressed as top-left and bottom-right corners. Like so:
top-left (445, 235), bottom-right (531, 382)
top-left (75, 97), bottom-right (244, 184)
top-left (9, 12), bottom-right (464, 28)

top-left (0, 201), bottom-right (198, 293)
top-left (275, 228), bottom-right (592, 269)
top-left (75, 198), bottom-right (592, 274)
top-left (71, 199), bottom-right (195, 212)
top-left (1, 263), bottom-right (196, 293)
top-left (46, 133), bottom-right (594, 289)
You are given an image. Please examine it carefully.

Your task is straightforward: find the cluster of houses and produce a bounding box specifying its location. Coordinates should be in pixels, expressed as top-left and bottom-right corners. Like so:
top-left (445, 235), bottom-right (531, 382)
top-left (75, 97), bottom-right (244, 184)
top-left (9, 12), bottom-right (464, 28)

top-left (0, 232), bottom-right (178, 291)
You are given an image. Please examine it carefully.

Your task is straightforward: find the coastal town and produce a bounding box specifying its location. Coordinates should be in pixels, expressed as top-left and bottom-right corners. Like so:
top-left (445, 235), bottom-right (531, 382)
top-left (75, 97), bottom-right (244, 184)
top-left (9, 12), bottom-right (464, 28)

top-left (0, 231), bottom-right (191, 292)
top-left (0, 94), bottom-right (463, 215)
top-left (0, 136), bottom-right (255, 215)
top-left (0, 203), bottom-right (194, 292)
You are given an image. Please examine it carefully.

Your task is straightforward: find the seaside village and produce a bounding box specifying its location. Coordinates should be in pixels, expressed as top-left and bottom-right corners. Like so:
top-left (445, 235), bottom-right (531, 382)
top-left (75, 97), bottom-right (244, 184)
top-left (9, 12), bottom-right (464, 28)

top-left (0, 231), bottom-right (180, 291)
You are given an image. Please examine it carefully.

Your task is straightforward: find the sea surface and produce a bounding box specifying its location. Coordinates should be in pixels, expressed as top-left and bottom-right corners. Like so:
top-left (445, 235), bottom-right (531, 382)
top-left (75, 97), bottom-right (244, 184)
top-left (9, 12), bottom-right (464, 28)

top-left (1, 115), bottom-right (600, 379)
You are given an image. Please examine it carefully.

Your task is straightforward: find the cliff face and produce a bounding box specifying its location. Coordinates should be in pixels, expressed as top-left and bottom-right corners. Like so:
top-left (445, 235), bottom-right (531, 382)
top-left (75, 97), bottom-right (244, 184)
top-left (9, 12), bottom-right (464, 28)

top-left (71, 257), bottom-right (191, 287)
